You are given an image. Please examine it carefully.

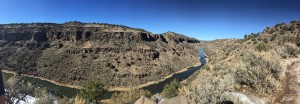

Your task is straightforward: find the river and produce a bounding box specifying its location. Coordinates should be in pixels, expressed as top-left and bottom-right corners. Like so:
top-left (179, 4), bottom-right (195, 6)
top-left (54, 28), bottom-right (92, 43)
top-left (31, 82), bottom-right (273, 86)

top-left (2, 72), bottom-right (80, 98)
top-left (2, 48), bottom-right (206, 98)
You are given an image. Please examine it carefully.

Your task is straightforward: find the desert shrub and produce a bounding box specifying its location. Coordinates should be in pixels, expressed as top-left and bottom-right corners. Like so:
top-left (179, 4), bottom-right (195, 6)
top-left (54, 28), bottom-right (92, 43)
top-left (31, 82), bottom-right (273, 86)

top-left (211, 63), bottom-right (232, 78)
top-left (225, 52), bottom-right (229, 56)
top-left (202, 64), bottom-right (210, 70)
top-left (106, 63), bottom-right (115, 69)
top-left (245, 33), bottom-right (260, 40)
top-left (290, 20), bottom-right (298, 24)
top-left (186, 67), bottom-right (235, 103)
top-left (263, 27), bottom-right (270, 33)
top-left (295, 35), bottom-right (300, 47)
top-left (234, 53), bottom-right (282, 94)
top-left (5, 77), bottom-right (35, 104)
top-left (263, 38), bottom-right (268, 43)
top-left (270, 34), bottom-right (277, 41)
top-left (276, 46), bottom-right (289, 58)
top-left (78, 81), bottom-right (107, 103)
top-left (288, 25), bottom-right (297, 31)
top-left (162, 79), bottom-right (180, 98)
top-left (125, 63), bottom-right (131, 66)
top-left (268, 28), bottom-right (276, 34)
top-left (275, 22), bottom-right (285, 28)
top-left (110, 89), bottom-right (150, 104)
top-left (253, 33), bottom-right (260, 37)
top-left (244, 34), bottom-right (248, 39)
top-left (34, 94), bottom-right (55, 104)
top-left (277, 43), bottom-right (299, 58)
top-left (74, 95), bottom-right (85, 104)
top-left (57, 97), bottom-right (74, 104)
top-left (6, 83), bottom-right (57, 104)
top-left (282, 25), bottom-right (290, 31)
top-left (256, 43), bottom-right (268, 52)
top-left (279, 30), bottom-right (286, 35)
top-left (281, 35), bottom-right (296, 44)
top-left (253, 40), bottom-right (257, 44)
top-left (285, 43), bottom-right (299, 56)
top-left (257, 38), bottom-right (262, 41)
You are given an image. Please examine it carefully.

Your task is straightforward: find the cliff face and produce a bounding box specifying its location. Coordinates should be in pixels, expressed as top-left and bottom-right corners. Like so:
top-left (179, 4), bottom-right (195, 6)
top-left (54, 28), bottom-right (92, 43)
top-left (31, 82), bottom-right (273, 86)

top-left (0, 22), bottom-right (201, 88)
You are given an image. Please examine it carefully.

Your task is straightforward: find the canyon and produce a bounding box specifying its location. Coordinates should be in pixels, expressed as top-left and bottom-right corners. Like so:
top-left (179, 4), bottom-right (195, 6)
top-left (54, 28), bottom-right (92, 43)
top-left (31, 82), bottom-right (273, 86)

top-left (0, 22), bottom-right (201, 90)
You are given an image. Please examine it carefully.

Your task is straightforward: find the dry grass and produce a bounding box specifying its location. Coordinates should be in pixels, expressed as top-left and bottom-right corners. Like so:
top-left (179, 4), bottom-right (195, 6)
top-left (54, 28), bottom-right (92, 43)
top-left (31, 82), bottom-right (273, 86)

top-left (183, 20), bottom-right (300, 103)
top-left (233, 52), bottom-right (282, 95)
top-left (185, 37), bottom-right (287, 103)
top-left (185, 65), bottom-right (236, 103)
top-left (110, 89), bottom-right (151, 104)
top-left (74, 95), bottom-right (85, 104)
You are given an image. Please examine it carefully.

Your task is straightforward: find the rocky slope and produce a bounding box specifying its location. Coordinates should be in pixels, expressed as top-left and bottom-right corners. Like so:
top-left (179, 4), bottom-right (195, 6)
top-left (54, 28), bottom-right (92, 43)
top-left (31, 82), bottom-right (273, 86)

top-left (184, 20), bottom-right (300, 103)
top-left (0, 22), bottom-right (201, 89)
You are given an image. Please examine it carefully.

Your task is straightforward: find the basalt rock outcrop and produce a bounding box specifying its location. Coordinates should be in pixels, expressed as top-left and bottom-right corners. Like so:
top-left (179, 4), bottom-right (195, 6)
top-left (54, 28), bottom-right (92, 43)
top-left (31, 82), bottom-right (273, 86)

top-left (0, 22), bottom-right (201, 88)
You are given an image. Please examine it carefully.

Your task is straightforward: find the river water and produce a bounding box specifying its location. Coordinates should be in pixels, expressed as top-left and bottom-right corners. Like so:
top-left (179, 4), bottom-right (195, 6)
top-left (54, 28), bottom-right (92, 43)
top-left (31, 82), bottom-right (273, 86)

top-left (2, 48), bottom-right (206, 98)
top-left (2, 73), bottom-right (80, 98)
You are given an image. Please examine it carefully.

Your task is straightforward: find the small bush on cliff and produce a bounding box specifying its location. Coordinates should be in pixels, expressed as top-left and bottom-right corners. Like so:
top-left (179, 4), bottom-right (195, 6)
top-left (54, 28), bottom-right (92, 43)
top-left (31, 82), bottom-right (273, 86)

top-left (275, 22), bottom-right (285, 28)
top-left (290, 20), bottom-right (298, 24)
top-left (263, 38), bottom-right (268, 43)
top-left (110, 89), bottom-right (150, 104)
top-left (279, 30), bottom-right (286, 35)
top-left (295, 36), bottom-right (300, 47)
top-left (253, 40), bottom-right (257, 44)
top-left (244, 34), bottom-right (248, 39)
top-left (277, 43), bottom-right (299, 58)
top-left (162, 79), bottom-right (180, 98)
top-left (270, 34), bottom-right (277, 41)
top-left (78, 81), bottom-right (107, 104)
top-left (256, 43), bottom-right (268, 52)
top-left (286, 43), bottom-right (299, 56)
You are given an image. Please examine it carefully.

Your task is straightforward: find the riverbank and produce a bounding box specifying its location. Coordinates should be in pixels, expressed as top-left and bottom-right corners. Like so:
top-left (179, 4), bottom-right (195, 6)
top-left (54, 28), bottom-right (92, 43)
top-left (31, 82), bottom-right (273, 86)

top-left (109, 62), bottom-right (201, 91)
top-left (181, 57), bottom-right (208, 84)
top-left (1, 62), bottom-right (201, 91)
top-left (1, 69), bottom-right (82, 89)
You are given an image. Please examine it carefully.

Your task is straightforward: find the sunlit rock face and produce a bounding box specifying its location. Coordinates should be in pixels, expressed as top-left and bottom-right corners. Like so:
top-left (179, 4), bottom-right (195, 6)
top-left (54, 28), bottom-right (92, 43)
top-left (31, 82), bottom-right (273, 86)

top-left (0, 22), bottom-right (201, 88)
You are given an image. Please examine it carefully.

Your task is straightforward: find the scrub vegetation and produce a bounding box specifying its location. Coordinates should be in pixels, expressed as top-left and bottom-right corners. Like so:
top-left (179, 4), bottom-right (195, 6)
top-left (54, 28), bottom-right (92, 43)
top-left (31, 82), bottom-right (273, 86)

top-left (184, 20), bottom-right (300, 103)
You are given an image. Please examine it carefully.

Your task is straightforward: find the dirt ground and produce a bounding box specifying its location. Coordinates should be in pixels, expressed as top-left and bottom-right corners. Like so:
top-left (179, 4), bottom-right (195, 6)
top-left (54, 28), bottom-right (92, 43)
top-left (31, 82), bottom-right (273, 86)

top-left (279, 57), bottom-right (300, 104)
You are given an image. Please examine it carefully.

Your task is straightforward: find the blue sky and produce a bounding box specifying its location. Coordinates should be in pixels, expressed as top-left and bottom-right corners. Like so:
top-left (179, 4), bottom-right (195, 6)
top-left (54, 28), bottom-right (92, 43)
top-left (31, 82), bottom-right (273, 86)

top-left (0, 0), bottom-right (300, 40)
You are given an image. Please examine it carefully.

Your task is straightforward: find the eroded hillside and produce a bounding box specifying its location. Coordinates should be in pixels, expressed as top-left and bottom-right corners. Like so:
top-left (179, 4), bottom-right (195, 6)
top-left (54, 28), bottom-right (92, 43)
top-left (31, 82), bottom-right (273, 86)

top-left (0, 22), bottom-right (201, 89)
top-left (184, 20), bottom-right (300, 103)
